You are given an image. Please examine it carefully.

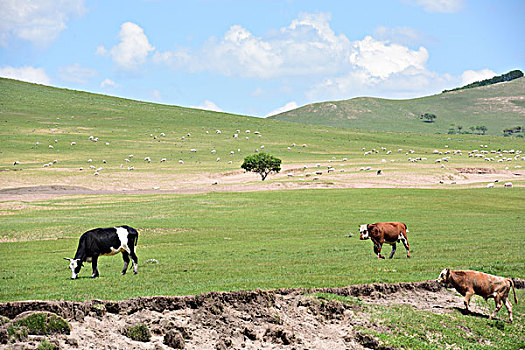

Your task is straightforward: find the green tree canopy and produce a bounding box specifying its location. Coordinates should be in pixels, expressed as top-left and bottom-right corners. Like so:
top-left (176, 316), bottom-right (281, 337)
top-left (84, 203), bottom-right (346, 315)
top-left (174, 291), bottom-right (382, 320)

top-left (420, 113), bottom-right (437, 123)
top-left (241, 152), bottom-right (282, 181)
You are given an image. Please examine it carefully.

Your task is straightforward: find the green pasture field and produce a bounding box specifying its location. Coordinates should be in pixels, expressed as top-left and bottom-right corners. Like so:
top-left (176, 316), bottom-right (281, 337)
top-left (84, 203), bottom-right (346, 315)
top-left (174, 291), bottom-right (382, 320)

top-left (319, 293), bottom-right (525, 349)
top-left (0, 187), bottom-right (523, 302)
top-left (1, 78), bottom-right (524, 348)
top-left (270, 77), bottom-right (525, 136)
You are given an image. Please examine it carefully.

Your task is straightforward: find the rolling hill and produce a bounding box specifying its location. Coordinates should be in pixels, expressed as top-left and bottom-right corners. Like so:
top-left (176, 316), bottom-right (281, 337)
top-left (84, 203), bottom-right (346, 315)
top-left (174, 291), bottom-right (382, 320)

top-left (269, 77), bottom-right (525, 136)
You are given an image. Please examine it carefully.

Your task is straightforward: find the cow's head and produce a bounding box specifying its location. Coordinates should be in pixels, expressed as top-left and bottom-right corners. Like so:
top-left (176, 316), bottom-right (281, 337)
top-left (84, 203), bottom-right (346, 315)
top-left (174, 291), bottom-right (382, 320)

top-left (64, 258), bottom-right (83, 279)
top-left (359, 224), bottom-right (370, 240)
top-left (437, 268), bottom-right (450, 284)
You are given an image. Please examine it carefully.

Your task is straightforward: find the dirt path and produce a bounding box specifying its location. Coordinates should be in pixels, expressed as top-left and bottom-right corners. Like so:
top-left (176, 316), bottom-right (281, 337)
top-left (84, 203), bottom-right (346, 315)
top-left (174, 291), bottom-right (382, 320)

top-left (1, 280), bottom-right (523, 349)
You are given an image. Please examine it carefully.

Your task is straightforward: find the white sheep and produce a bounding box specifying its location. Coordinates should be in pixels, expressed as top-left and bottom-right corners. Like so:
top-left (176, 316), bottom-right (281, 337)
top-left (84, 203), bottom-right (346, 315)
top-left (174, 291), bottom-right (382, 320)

top-left (504, 182), bottom-right (513, 188)
top-left (486, 183), bottom-right (494, 188)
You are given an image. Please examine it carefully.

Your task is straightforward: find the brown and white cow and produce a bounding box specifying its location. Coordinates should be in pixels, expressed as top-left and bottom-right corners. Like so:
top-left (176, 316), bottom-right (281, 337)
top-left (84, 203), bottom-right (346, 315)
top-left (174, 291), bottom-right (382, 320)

top-left (437, 268), bottom-right (518, 322)
top-left (359, 222), bottom-right (410, 259)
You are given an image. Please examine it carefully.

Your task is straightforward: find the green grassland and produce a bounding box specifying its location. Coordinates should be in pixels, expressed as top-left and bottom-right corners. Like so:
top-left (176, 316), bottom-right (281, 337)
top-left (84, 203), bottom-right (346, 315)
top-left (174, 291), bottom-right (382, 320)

top-left (0, 78), bottom-right (524, 305)
top-left (270, 77), bottom-right (525, 136)
top-left (0, 187), bottom-right (523, 302)
top-left (320, 292), bottom-right (525, 350)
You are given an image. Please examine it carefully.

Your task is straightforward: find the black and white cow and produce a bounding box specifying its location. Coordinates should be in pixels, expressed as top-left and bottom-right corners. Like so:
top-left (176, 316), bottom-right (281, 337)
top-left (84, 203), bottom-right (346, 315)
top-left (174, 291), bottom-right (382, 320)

top-left (64, 225), bottom-right (138, 279)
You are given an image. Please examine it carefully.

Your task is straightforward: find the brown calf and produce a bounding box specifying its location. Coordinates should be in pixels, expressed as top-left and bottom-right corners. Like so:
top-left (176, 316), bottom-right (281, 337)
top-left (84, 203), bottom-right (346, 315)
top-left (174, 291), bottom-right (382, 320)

top-left (359, 222), bottom-right (410, 259)
top-left (437, 268), bottom-right (518, 322)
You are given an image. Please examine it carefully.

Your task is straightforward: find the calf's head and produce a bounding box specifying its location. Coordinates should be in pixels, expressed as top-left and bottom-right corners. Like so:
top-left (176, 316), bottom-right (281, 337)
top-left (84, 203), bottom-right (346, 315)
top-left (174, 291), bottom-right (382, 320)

top-left (437, 268), bottom-right (451, 284)
top-left (64, 258), bottom-right (83, 279)
top-left (359, 224), bottom-right (370, 240)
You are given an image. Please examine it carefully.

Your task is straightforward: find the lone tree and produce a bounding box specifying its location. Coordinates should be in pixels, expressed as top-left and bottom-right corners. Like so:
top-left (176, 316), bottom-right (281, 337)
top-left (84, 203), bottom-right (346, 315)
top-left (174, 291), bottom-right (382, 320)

top-left (241, 152), bottom-right (281, 181)
top-left (420, 113), bottom-right (437, 123)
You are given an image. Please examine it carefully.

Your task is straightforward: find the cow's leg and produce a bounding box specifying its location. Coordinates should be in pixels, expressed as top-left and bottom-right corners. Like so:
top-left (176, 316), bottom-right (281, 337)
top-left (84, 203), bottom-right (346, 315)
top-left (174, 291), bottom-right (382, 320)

top-left (121, 252), bottom-right (130, 275)
top-left (400, 236), bottom-right (410, 258)
top-left (130, 249), bottom-right (138, 275)
top-left (91, 256), bottom-right (99, 278)
top-left (464, 291), bottom-right (474, 311)
top-left (389, 244), bottom-right (396, 259)
top-left (374, 243), bottom-right (385, 259)
top-left (503, 298), bottom-right (513, 323)
top-left (489, 296), bottom-right (503, 320)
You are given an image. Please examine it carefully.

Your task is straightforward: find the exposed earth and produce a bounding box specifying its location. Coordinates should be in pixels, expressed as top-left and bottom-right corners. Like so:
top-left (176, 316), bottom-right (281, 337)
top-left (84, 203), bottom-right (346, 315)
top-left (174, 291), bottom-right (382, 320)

top-left (0, 165), bottom-right (523, 202)
top-left (1, 280), bottom-right (523, 350)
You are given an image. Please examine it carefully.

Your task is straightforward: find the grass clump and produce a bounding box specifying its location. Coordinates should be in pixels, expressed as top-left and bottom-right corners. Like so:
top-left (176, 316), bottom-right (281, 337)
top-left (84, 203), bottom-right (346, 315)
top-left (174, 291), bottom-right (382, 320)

top-left (38, 340), bottom-right (58, 350)
top-left (12, 312), bottom-right (70, 336)
top-left (124, 323), bottom-right (151, 342)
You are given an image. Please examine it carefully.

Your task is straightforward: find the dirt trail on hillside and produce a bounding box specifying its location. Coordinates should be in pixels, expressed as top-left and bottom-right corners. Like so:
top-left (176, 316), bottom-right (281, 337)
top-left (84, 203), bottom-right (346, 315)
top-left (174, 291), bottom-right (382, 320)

top-left (1, 280), bottom-right (523, 350)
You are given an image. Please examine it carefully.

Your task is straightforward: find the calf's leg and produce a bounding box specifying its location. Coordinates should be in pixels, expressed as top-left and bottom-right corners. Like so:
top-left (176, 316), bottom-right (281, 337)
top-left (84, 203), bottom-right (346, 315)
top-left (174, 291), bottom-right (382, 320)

top-left (489, 296), bottom-right (503, 320)
top-left (130, 250), bottom-right (138, 275)
top-left (504, 298), bottom-right (513, 323)
top-left (121, 252), bottom-right (130, 275)
top-left (464, 291), bottom-right (474, 311)
top-left (91, 256), bottom-right (99, 278)
top-left (389, 244), bottom-right (396, 259)
top-left (400, 236), bottom-right (410, 258)
top-left (374, 243), bottom-right (385, 259)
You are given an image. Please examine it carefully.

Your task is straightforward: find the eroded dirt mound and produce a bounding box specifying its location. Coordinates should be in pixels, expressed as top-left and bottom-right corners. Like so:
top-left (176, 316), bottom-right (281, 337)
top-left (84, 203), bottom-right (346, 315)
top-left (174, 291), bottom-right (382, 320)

top-left (0, 280), bottom-right (522, 350)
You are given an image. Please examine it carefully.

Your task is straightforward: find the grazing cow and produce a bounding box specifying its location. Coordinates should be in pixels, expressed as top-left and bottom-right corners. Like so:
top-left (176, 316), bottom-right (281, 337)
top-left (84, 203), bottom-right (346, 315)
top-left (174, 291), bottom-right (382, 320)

top-left (359, 222), bottom-right (410, 259)
top-left (437, 269), bottom-right (518, 322)
top-left (64, 225), bottom-right (138, 279)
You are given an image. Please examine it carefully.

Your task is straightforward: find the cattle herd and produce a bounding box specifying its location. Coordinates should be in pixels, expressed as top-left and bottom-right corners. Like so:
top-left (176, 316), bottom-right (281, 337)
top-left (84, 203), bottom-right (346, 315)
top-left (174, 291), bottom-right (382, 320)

top-left (65, 222), bottom-right (518, 323)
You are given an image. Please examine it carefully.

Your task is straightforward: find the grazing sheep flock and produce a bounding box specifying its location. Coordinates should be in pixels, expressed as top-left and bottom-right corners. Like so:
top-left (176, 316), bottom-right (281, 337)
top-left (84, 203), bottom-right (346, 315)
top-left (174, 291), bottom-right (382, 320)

top-left (12, 123), bottom-right (524, 189)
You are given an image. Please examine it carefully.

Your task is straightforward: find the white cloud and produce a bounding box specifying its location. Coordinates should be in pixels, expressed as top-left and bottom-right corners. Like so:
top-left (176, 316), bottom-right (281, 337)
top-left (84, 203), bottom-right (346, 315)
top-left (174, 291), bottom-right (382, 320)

top-left (350, 36), bottom-right (428, 79)
top-left (0, 65), bottom-right (50, 85)
top-left (99, 22), bottom-right (155, 70)
top-left (461, 69), bottom-right (496, 85)
top-left (58, 63), bottom-right (97, 83)
top-left (408, 0), bottom-right (464, 13)
top-left (156, 12), bottom-right (351, 79)
top-left (0, 0), bottom-right (86, 47)
top-left (265, 101), bottom-right (298, 117)
top-left (100, 78), bottom-right (116, 88)
top-left (190, 100), bottom-right (223, 112)
top-left (155, 12), bottom-right (451, 102)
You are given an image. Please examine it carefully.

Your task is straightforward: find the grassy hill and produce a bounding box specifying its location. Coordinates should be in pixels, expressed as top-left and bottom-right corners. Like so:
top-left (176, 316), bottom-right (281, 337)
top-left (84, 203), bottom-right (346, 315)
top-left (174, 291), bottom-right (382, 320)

top-left (269, 77), bottom-right (525, 136)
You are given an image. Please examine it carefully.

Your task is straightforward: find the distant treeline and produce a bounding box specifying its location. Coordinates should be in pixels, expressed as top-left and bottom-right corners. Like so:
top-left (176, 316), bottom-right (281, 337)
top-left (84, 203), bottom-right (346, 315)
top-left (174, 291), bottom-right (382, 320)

top-left (443, 70), bottom-right (523, 93)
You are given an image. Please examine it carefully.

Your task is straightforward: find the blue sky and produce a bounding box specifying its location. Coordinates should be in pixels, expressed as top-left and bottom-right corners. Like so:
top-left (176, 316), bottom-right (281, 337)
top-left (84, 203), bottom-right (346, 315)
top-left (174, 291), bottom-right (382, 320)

top-left (1, 0), bottom-right (523, 117)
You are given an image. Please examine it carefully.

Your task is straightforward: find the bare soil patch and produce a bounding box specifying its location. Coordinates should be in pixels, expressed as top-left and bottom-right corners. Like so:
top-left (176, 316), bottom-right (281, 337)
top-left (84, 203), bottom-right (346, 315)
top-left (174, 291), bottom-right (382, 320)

top-left (1, 280), bottom-right (523, 349)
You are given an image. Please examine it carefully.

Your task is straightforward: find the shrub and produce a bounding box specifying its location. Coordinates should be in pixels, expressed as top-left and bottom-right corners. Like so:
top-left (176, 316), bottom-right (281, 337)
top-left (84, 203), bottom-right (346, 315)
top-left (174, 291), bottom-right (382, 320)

top-left (124, 323), bottom-right (151, 342)
top-left (38, 340), bottom-right (58, 350)
top-left (12, 312), bottom-right (70, 336)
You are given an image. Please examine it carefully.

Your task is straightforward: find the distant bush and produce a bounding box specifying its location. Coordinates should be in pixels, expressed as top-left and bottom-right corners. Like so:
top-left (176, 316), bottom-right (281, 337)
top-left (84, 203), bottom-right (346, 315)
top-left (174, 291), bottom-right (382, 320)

top-left (420, 113), bottom-right (436, 123)
top-left (124, 323), bottom-right (151, 342)
top-left (443, 70), bottom-right (523, 93)
top-left (503, 126), bottom-right (523, 137)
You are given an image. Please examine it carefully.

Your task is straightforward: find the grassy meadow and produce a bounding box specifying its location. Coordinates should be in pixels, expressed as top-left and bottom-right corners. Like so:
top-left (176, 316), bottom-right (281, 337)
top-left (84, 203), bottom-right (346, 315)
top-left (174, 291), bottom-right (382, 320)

top-left (0, 78), bottom-right (524, 305)
top-left (270, 77), bottom-right (525, 136)
top-left (0, 187), bottom-right (523, 302)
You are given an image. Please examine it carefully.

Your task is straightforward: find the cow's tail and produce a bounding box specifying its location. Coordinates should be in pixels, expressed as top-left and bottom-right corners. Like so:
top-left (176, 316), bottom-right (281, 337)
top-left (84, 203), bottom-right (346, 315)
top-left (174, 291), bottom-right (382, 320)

top-left (509, 279), bottom-right (518, 304)
top-left (404, 223), bottom-right (409, 234)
